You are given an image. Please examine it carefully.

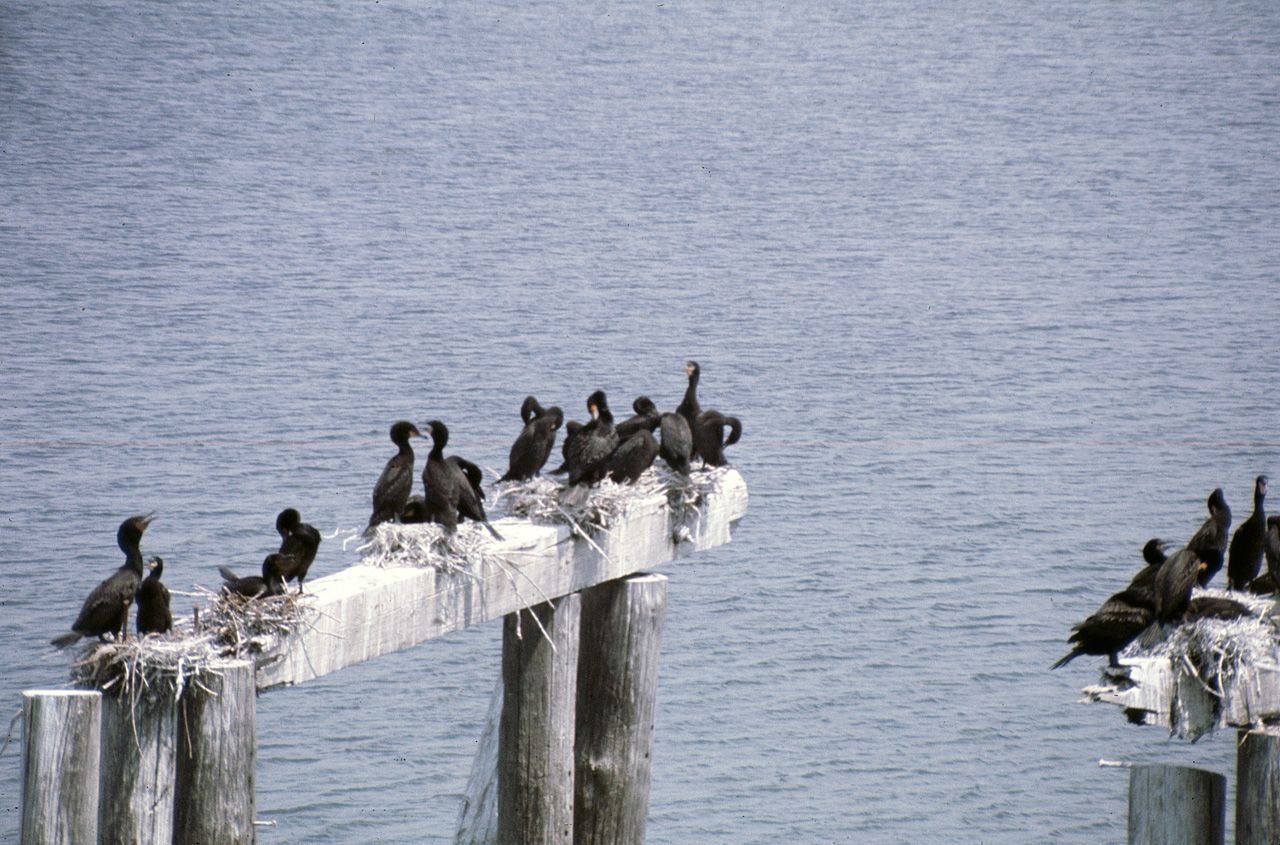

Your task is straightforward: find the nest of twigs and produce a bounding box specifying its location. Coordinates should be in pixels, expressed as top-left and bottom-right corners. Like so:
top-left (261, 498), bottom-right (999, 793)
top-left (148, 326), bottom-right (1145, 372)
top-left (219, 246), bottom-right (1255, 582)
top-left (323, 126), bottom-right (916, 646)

top-left (69, 587), bottom-right (316, 701)
top-left (359, 520), bottom-right (505, 573)
top-left (1133, 588), bottom-right (1280, 699)
top-left (492, 464), bottom-right (729, 533)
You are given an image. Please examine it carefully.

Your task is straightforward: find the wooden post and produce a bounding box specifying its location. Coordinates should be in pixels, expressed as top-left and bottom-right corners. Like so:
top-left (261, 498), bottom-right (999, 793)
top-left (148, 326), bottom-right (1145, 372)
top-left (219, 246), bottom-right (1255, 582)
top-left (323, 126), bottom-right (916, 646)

top-left (21, 689), bottom-right (102, 845)
top-left (1236, 727), bottom-right (1280, 845)
top-left (574, 574), bottom-right (668, 845)
top-left (456, 680), bottom-right (502, 845)
top-left (1128, 763), bottom-right (1225, 845)
top-left (173, 660), bottom-right (257, 845)
top-left (98, 688), bottom-right (178, 845)
top-left (499, 594), bottom-right (582, 845)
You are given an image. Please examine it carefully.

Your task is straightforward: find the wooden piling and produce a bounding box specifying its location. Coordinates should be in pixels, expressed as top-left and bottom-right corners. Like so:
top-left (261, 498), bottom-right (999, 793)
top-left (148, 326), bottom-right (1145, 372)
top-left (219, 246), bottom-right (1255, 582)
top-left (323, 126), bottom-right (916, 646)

top-left (1128, 763), bottom-right (1225, 845)
top-left (499, 594), bottom-right (582, 845)
top-left (1235, 727), bottom-right (1280, 845)
top-left (173, 660), bottom-right (257, 845)
top-left (98, 688), bottom-right (178, 845)
top-left (574, 574), bottom-right (668, 845)
top-left (21, 689), bottom-right (102, 845)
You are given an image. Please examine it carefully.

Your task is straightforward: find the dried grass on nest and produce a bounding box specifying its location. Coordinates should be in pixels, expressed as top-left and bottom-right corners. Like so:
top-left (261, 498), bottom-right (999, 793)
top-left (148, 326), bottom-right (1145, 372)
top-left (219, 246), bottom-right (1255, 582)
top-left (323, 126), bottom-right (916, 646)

top-left (1126, 588), bottom-right (1280, 698)
top-left (69, 587), bottom-right (317, 701)
top-left (492, 464), bottom-right (731, 532)
top-left (359, 520), bottom-right (502, 573)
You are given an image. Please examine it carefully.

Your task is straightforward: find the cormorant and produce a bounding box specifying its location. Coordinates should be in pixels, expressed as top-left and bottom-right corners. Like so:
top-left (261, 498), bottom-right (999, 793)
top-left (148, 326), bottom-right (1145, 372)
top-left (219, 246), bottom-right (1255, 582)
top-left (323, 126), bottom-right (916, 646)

top-left (1051, 587), bottom-right (1155, 669)
top-left (614, 396), bottom-right (662, 441)
top-left (1125, 538), bottom-right (1170, 605)
top-left (558, 391), bottom-right (620, 505)
top-left (502, 398), bottom-right (564, 482)
top-left (658, 412), bottom-right (693, 475)
top-left (401, 495), bottom-right (428, 523)
top-left (1184, 596), bottom-right (1254, 622)
top-left (1227, 475), bottom-right (1268, 590)
top-left (675, 361), bottom-right (701, 431)
top-left (449, 456), bottom-right (486, 500)
top-left (1189, 488), bottom-right (1231, 586)
top-left (365, 421), bottom-right (422, 537)
top-left (605, 430), bottom-right (659, 484)
top-left (136, 556), bottom-right (172, 636)
top-left (52, 515), bottom-right (153, 648)
top-left (549, 420), bottom-right (586, 475)
top-left (421, 420), bottom-right (504, 540)
top-left (276, 508), bottom-right (321, 592)
top-left (1250, 515), bottom-right (1280, 594)
top-left (692, 410), bottom-right (742, 467)
top-left (1153, 547), bottom-right (1206, 623)
top-left (219, 554), bottom-right (289, 599)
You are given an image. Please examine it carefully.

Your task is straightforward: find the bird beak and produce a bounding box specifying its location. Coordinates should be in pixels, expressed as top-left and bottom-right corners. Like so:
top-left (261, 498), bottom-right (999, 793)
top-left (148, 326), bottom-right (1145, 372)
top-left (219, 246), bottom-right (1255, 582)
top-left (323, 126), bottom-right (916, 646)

top-left (589, 404), bottom-right (599, 420)
top-left (139, 515), bottom-right (155, 531)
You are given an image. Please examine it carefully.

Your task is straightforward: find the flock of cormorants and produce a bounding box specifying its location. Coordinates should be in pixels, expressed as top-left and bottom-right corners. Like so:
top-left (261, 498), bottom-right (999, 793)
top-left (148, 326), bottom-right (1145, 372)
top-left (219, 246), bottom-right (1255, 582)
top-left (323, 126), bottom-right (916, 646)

top-left (51, 361), bottom-right (741, 649)
top-left (1053, 475), bottom-right (1276, 669)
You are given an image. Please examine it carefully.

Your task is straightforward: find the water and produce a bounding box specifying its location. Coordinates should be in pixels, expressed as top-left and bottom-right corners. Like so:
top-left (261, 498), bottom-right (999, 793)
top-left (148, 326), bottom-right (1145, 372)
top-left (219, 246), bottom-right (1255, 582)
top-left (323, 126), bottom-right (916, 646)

top-left (3, 1), bottom-right (1279, 841)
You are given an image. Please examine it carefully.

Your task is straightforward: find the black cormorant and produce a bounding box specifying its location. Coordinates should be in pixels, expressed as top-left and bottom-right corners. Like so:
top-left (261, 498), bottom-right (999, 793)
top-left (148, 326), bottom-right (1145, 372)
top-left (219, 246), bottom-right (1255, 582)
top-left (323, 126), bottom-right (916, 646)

top-left (421, 420), bottom-right (504, 540)
top-left (658, 412), bottom-right (693, 475)
top-left (1125, 538), bottom-right (1170, 605)
top-left (692, 410), bottom-right (742, 467)
top-left (675, 361), bottom-right (701, 431)
top-left (52, 515), bottom-right (153, 648)
top-left (1184, 596), bottom-right (1254, 622)
top-left (605, 430), bottom-right (659, 484)
top-left (1153, 547), bottom-right (1206, 623)
top-left (401, 495), bottom-right (428, 523)
top-left (502, 398), bottom-right (564, 482)
top-left (276, 508), bottom-right (321, 592)
top-left (136, 556), bottom-right (172, 636)
top-left (1189, 488), bottom-right (1232, 586)
top-left (365, 421), bottom-right (423, 537)
top-left (1250, 515), bottom-right (1280, 594)
top-left (614, 396), bottom-right (662, 441)
top-left (1051, 587), bottom-right (1155, 669)
top-left (219, 554), bottom-right (289, 598)
top-left (1227, 475), bottom-right (1268, 590)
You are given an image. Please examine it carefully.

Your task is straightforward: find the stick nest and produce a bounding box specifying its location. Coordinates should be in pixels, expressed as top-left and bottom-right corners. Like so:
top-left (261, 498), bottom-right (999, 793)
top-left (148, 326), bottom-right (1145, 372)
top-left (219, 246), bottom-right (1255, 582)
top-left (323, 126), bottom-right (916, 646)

top-left (69, 588), bottom-right (317, 702)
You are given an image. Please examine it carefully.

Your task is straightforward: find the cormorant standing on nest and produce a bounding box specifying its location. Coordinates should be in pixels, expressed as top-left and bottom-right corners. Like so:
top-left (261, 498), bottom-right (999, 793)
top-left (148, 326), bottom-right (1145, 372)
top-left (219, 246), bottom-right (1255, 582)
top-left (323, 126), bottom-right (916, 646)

top-left (658, 412), bottom-right (693, 475)
top-left (692, 410), bottom-right (742, 467)
top-left (52, 515), bottom-right (154, 648)
top-left (605, 430), bottom-right (659, 484)
top-left (614, 396), bottom-right (662, 441)
top-left (676, 361), bottom-right (701, 431)
top-left (549, 420), bottom-right (586, 475)
top-left (365, 421), bottom-right (423, 537)
top-left (559, 391), bottom-right (620, 505)
top-left (1228, 475), bottom-right (1268, 590)
top-left (502, 398), bottom-right (564, 482)
top-left (1189, 488), bottom-right (1231, 586)
top-left (276, 508), bottom-right (321, 592)
top-left (1051, 587), bottom-right (1155, 669)
top-left (1248, 515), bottom-right (1280, 595)
top-left (1153, 547), bottom-right (1206, 623)
top-left (421, 420), bottom-right (504, 540)
top-left (219, 554), bottom-right (289, 598)
top-left (136, 557), bottom-right (172, 635)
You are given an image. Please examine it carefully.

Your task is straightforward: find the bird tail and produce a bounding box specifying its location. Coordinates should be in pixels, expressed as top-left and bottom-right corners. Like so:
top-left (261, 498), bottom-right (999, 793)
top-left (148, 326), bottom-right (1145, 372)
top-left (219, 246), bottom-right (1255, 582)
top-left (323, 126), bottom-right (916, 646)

top-left (51, 631), bottom-right (83, 649)
top-left (560, 483), bottom-right (590, 508)
top-left (1050, 650), bottom-right (1080, 670)
top-left (484, 521), bottom-right (505, 542)
top-left (218, 565), bottom-right (241, 582)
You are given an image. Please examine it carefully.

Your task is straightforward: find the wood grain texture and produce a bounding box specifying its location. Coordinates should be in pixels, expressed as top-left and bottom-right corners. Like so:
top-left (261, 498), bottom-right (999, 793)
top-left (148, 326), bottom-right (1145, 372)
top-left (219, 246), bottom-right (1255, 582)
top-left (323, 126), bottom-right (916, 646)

top-left (574, 574), bottom-right (668, 845)
top-left (1236, 727), bottom-right (1280, 845)
top-left (1128, 764), bottom-right (1224, 845)
top-left (21, 690), bottom-right (101, 845)
top-left (98, 690), bottom-right (177, 845)
top-left (499, 595), bottom-right (581, 845)
top-left (173, 660), bottom-right (256, 845)
top-left (256, 470), bottom-right (745, 691)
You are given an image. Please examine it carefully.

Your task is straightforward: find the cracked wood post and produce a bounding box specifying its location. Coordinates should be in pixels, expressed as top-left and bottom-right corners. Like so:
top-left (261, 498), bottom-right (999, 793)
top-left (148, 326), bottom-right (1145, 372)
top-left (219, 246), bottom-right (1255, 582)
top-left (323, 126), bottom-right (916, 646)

top-left (574, 573), bottom-right (667, 845)
top-left (173, 659), bottom-right (257, 845)
top-left (98, 688), bottom-right (178, 845)
top-left (1236, 727), bottom-right (1280, 845)
top-left (1128, 763), bottom-right (1224, 845)
top-left (21, 689), bottom-right (102, 845)
top-left (499, 594), bottom-right (582, 845)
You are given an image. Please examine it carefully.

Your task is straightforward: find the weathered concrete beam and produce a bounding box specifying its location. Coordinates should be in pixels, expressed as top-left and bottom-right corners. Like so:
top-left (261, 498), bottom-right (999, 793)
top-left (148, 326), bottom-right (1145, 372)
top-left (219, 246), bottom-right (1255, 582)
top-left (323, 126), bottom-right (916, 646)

top-left (255, 470), bottom-right (746, 691)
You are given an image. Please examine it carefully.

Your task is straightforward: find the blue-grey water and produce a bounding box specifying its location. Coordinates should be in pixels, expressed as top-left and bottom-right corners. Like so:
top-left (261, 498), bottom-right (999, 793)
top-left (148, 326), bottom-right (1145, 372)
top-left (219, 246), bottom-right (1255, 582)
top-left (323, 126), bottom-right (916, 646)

top-left (3, 1), bottom-right (1279, 842)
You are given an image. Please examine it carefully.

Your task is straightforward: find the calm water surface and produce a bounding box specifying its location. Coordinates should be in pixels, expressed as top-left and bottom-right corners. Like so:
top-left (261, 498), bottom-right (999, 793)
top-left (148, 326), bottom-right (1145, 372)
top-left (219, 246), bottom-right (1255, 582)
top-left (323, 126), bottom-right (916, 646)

top-left (3, 1), bottom-right (1279, 842)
